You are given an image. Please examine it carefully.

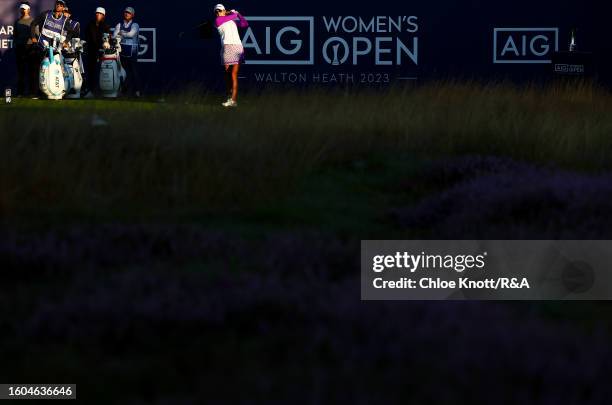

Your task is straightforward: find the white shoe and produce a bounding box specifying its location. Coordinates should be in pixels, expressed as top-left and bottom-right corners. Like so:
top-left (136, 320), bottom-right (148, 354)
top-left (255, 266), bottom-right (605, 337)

top-left (222, 99), bottom-right (237, 108)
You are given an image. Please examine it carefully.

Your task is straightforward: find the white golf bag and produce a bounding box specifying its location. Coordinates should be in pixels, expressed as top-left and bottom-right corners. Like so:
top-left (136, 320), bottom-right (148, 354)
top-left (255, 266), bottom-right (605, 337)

top-left (39, 34), bottom-right (66, 100)
top-left (99, 33), bottom-right (127, 98)
top-left (63, 38), bottom-right (86, 99)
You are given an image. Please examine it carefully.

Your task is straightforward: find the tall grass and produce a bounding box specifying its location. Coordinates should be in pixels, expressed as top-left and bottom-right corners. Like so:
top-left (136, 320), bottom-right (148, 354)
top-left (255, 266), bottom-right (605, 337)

top-left (2, 82), bottom-right (611, 405)
top-left (0, 80), bottom-right (609, 221)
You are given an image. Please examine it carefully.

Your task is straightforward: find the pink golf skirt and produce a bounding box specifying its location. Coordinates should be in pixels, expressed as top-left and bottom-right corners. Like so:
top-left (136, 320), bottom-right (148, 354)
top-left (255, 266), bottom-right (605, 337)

top-left (221, 44), bottom-right (245, 65)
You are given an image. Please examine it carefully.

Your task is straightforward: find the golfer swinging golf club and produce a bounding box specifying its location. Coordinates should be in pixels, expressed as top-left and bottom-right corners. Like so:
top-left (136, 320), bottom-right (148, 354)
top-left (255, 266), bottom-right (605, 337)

top-left (214, 4), bottom-right (248, 108)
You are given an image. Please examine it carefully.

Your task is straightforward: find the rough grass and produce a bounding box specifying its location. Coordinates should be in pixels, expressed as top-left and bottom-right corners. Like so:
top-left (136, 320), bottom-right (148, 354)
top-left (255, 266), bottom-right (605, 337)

top-left (2, 81), bottom-right (612, 403)
top-left (0, 80), bottom-right (609, 224)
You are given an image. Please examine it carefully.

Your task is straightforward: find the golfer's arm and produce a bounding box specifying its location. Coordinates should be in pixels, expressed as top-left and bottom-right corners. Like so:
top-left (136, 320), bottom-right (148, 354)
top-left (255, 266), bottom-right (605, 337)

top-left (235, 13), bottom-right (248, 28)
top-left (30, 14), bottom-right (44, 40)
top-left (122, 23), bottom-right (139, 39)
top-left (215, 14), bottom-right (239, 27)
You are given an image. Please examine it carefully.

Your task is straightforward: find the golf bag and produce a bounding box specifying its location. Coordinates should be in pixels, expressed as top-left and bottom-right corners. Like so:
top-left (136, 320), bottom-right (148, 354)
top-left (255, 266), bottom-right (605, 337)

top-left (99, 33), bottom-right (127, 98)
top-left (63, 38), bottom-right (86, 99)
top-left (39, 34), bottom-right (66, 100)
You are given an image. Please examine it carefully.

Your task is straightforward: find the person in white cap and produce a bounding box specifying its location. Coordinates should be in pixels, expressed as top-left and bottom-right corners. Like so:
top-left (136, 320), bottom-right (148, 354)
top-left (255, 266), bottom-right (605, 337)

top-left (214, 4), bottom-right (248, 108)
top-left (83, 7), bottom-right (111, 96)
top-left (13, 2), bottom-right (37, 97)
top-left (114, 7), bottom-right (141, 97)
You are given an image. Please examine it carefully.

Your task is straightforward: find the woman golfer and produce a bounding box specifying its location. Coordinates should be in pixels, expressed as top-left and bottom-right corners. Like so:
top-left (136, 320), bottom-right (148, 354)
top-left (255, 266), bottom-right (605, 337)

top-left (214, 4), bottom-right (248, 108)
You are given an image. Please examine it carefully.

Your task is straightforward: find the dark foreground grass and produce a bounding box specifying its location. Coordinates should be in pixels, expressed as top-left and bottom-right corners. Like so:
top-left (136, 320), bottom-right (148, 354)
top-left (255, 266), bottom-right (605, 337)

top-left (0, 80), bottom-right (609, 225)
top-left (1, 82), bottom-right (612, 403)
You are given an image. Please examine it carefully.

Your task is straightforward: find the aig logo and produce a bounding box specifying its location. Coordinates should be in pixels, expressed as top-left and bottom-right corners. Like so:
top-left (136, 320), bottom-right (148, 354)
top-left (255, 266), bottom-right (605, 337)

top-left (242, 17), bottom-right (315, 65)
top-left (138, 28), bottom-right (157, 63)
top-left (110, 27), bottom-right (157, 62)
top-left (493, 28), bottom-right (558, 64)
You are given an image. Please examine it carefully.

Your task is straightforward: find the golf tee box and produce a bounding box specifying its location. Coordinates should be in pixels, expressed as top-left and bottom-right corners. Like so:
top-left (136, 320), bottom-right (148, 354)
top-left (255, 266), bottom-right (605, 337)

top-left (361, 240), bottom-right (612, 301)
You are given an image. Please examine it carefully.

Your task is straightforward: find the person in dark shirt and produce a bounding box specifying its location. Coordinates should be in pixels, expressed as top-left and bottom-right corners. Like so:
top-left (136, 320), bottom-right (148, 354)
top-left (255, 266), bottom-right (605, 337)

top-left (13, 2), bottom-right (37, 97)
top-left (83, 7), bottom-right (111, 96)
top-left (62, 6), bottom-right (80, 42)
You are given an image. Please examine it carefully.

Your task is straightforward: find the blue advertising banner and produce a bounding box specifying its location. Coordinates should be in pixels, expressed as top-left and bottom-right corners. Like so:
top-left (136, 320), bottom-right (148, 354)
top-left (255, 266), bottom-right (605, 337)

top-left (0, 0), bottom-right (606, 93)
